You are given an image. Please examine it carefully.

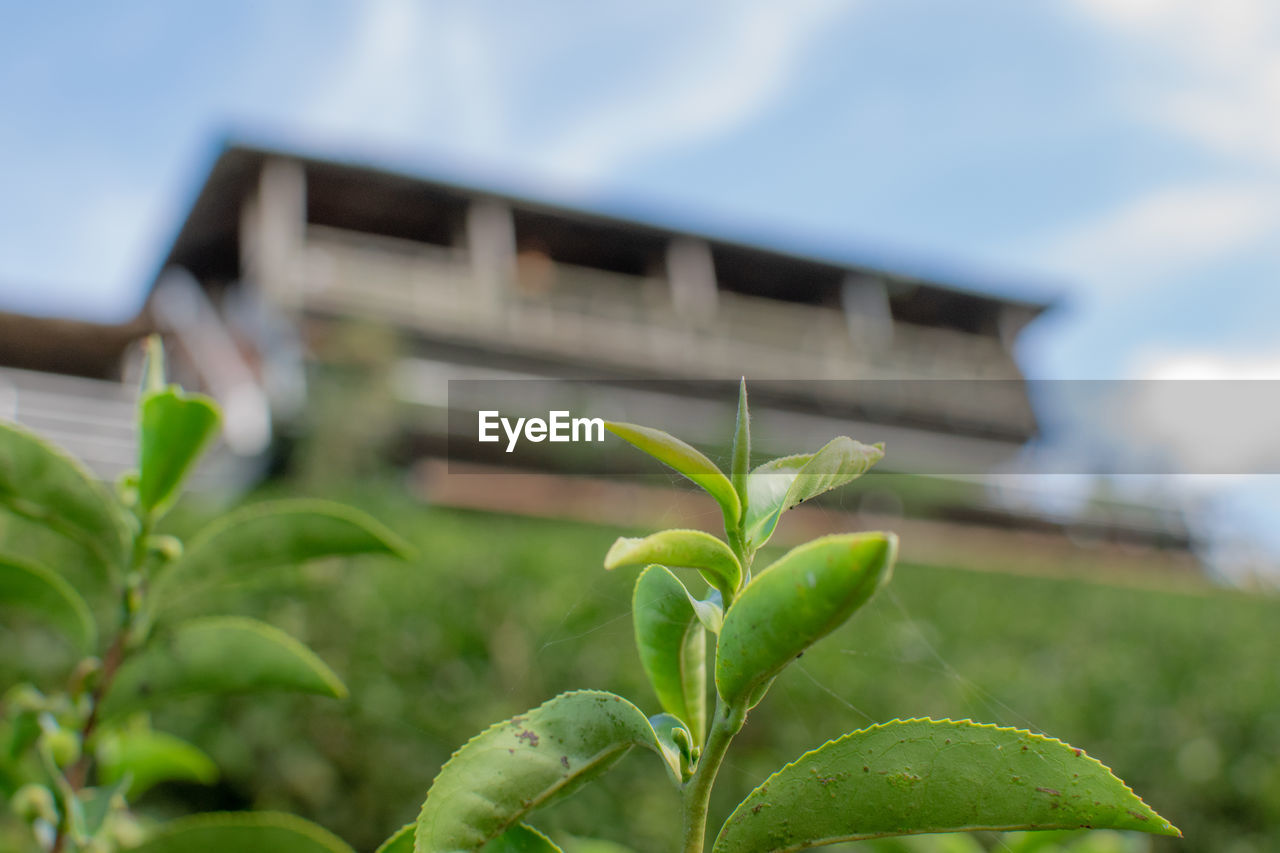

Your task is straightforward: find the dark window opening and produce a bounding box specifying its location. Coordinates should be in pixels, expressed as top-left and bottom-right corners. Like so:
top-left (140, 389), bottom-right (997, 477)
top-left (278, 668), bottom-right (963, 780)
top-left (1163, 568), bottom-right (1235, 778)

top-left (304, 165), bottom-right (467, 248)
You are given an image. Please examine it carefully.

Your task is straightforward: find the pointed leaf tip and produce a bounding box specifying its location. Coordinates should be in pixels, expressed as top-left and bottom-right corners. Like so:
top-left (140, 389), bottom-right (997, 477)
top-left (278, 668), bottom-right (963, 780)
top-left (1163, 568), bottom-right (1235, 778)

top-left (743, 436), bottom-right (884, 550)
top-left (416, 691), bottom-right (682, 853)
top-left (716, 532), bottom-right (896, 708)
top-left (153, 499), bottom-right (412, 610)
top-left (604, 529), bottom-right (741, 604)
top-left (714, 718), bottom-right (1179, 853)
top-left (137, 387), bottom-right (221, 516)
top-left (604, 421), bottom-right (740, 529)
top-left (731, 379), bottom-right (751, 504)
top-left (101, 616), bottom-right (346, 720)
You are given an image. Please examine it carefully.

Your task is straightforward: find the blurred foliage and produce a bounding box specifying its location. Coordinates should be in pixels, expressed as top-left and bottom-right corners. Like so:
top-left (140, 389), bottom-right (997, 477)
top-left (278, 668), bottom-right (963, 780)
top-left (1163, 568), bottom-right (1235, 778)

top-left (4, 485), bottom-right (1277, 852)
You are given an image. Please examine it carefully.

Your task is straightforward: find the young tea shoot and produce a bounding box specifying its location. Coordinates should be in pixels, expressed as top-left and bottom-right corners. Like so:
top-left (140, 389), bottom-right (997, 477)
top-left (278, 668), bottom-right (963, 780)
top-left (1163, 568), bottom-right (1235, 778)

top-left (402, 380), bottom-right (1179, 853)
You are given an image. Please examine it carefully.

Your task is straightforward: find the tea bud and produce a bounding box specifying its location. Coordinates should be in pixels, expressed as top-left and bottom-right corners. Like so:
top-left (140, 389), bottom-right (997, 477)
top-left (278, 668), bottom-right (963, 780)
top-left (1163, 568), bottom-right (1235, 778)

top-left (10, 784), bottom-right (56, 824)
top-left (40, 727), bottom-right (81, 767)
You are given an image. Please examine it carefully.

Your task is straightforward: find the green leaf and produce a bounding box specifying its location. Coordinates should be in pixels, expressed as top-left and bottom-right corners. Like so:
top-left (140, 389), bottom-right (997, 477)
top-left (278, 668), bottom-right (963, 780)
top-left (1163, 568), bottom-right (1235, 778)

top-left (0, 554), bottom-right (95, 651)
top-left (152, 499), bottom-right (412, 609)
top-left (141, 334), bottom-right (167, 394)
top-left (560, 838), bottom-right (637, 853)
top-left (137, 387), bottom-right (221, 516)
top-left (75, 778), bottom-right (128, 840)
top-left (604, 421), bottom-right (740, 529)
top-left (101, 616), bottom-right (346, 719)
top-left (416, 690), bottom-right (681, 852)
top-left (713, 718), bottom-right (1180, 853)
top-left (375, 823), bottom-right (414, 853)
top-left (483, 824), bottom-right (564, 853)
top-left (604, 529), bottom-right (741, 605)
top-left (730, 378), bottom-right (751, 505)
top-left (743, 437), bottom-right (884, 550)
top-left (716, 532), bottom-right (896, 708)
top-left (648, 712), bottom-right (697, 782)
top-left (96, 729), bottom-right (218, 798)
top-left (687, 587), bottom-right (724, 635)
top-left (632, 565), bottom-right (707, 745)
top-left (0, 420), bottom-right (131, 574)
top-left (129, 811), bottom-right (355, 853)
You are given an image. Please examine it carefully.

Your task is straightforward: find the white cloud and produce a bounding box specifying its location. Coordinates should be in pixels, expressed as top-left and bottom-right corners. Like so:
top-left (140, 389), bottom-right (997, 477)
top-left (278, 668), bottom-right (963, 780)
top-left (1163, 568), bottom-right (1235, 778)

top-left (289, 0), bottom-right (850, 188)
top-left (536, 0), bottom-right (850, 182)
top-left (297, 0), bottom-right (508, 155)
top-left (1033, 182), bottom-right (1278, 289)
top-left (1070, 0), bottom-right (1280, 165)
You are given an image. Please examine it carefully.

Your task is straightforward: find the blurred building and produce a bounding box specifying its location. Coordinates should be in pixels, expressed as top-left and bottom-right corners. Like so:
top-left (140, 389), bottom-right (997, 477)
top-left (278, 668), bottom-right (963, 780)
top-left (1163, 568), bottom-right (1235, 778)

top-left (0, 141), bottom-right (1196, 575)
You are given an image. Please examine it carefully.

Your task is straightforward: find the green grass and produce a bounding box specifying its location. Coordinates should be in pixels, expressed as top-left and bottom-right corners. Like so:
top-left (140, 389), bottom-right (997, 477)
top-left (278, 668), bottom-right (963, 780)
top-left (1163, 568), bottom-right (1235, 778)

top-left (5, 488), bottom-right (1277, 852)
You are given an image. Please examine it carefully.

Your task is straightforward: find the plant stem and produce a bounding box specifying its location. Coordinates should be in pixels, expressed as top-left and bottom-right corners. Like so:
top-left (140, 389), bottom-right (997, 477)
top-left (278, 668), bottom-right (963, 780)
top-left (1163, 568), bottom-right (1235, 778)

top-left (51, 514), bottom-right (152, 853)
top-left (681, 699), bottom-right (746, 853)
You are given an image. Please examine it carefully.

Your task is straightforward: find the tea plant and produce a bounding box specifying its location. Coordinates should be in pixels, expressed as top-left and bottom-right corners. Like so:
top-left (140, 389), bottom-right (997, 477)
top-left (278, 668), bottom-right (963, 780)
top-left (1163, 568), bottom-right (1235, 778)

top-left (1, 337), bottom-right (409, 853)
top-left (393, 381), bottom-right (1178, 853)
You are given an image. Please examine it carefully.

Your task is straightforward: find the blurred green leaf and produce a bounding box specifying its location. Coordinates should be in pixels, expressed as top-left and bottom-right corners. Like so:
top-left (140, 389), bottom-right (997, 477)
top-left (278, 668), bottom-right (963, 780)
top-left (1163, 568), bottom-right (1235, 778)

top-left (604, 421), bottom-right (740, 529)
top-left (75, 777), bottom-right (128, 840)
top-left (0, 554), bottom-right (95, 651)
top-left (716, 532), bottom-right (896, 708)
top-left (604, 529), bottom-right (741, 604)
top-left (152, 499), bottom-right (412, 609)
top-left (101, 616), bottom-right (346, 719)
top-left (714, 718), bottom-right (1179, 853)
top-left (129, 811), bottom-right (355, 853)
top-left (416, 691), bottom-right (681, 852)
top-left (483, 824), bottom-right (564, 853)
top-left (743, 436), bottom-right (884, 550)
top-left (374, 823), bottom-right (414, 853)
top-left (632, 565), bottom-right (706, 745)
top-left (0, 420), bottom-right (131, 574)
top-left (96, 728), bottom-right (218, 798)
top-left (137, 387), bottom-right (221, 516)
top-left (560, 838), bottom-right (637, 853)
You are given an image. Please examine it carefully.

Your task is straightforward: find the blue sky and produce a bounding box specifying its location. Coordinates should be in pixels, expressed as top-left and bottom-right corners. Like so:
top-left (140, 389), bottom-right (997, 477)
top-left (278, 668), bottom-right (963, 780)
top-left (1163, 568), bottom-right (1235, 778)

top-left (2, 1), bottom-right (1280, 577)
top-left (3, 0), bottom-right (1278, 383)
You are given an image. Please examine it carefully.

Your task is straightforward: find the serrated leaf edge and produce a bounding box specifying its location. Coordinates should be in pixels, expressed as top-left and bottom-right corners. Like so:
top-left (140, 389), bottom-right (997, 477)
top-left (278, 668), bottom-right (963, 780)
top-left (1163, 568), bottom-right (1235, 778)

top-left (375, 823), bottom-right (415, 853)
top-left (715, 717), bottom-right (1181, 853)
top-left (418, 690), bottom-right (678, 850)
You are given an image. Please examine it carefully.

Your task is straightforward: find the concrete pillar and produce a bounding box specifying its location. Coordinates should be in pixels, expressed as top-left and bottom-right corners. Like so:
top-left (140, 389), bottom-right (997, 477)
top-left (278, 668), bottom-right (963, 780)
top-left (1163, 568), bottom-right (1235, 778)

top-left (841, 274), bottom-right (894, 350)
top-left (465, 198), bottom-right (516, 309)
top-left (239, 158), bottom-right (307, 307)
top-left (666, 237), bottom-right (718, 323)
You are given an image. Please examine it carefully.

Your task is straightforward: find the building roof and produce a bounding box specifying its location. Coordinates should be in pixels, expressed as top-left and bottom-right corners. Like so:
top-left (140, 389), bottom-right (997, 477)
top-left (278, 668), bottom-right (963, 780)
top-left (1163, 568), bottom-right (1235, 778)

top-left (154, 140), bottom-right (1056, 336)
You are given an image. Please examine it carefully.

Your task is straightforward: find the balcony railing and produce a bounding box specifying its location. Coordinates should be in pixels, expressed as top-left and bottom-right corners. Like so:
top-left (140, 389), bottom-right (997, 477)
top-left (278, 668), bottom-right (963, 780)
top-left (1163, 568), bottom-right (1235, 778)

top-left (302, 226), bottom-right (1016, 367)
top-left (294, 226), bottom-right (1034, 436)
